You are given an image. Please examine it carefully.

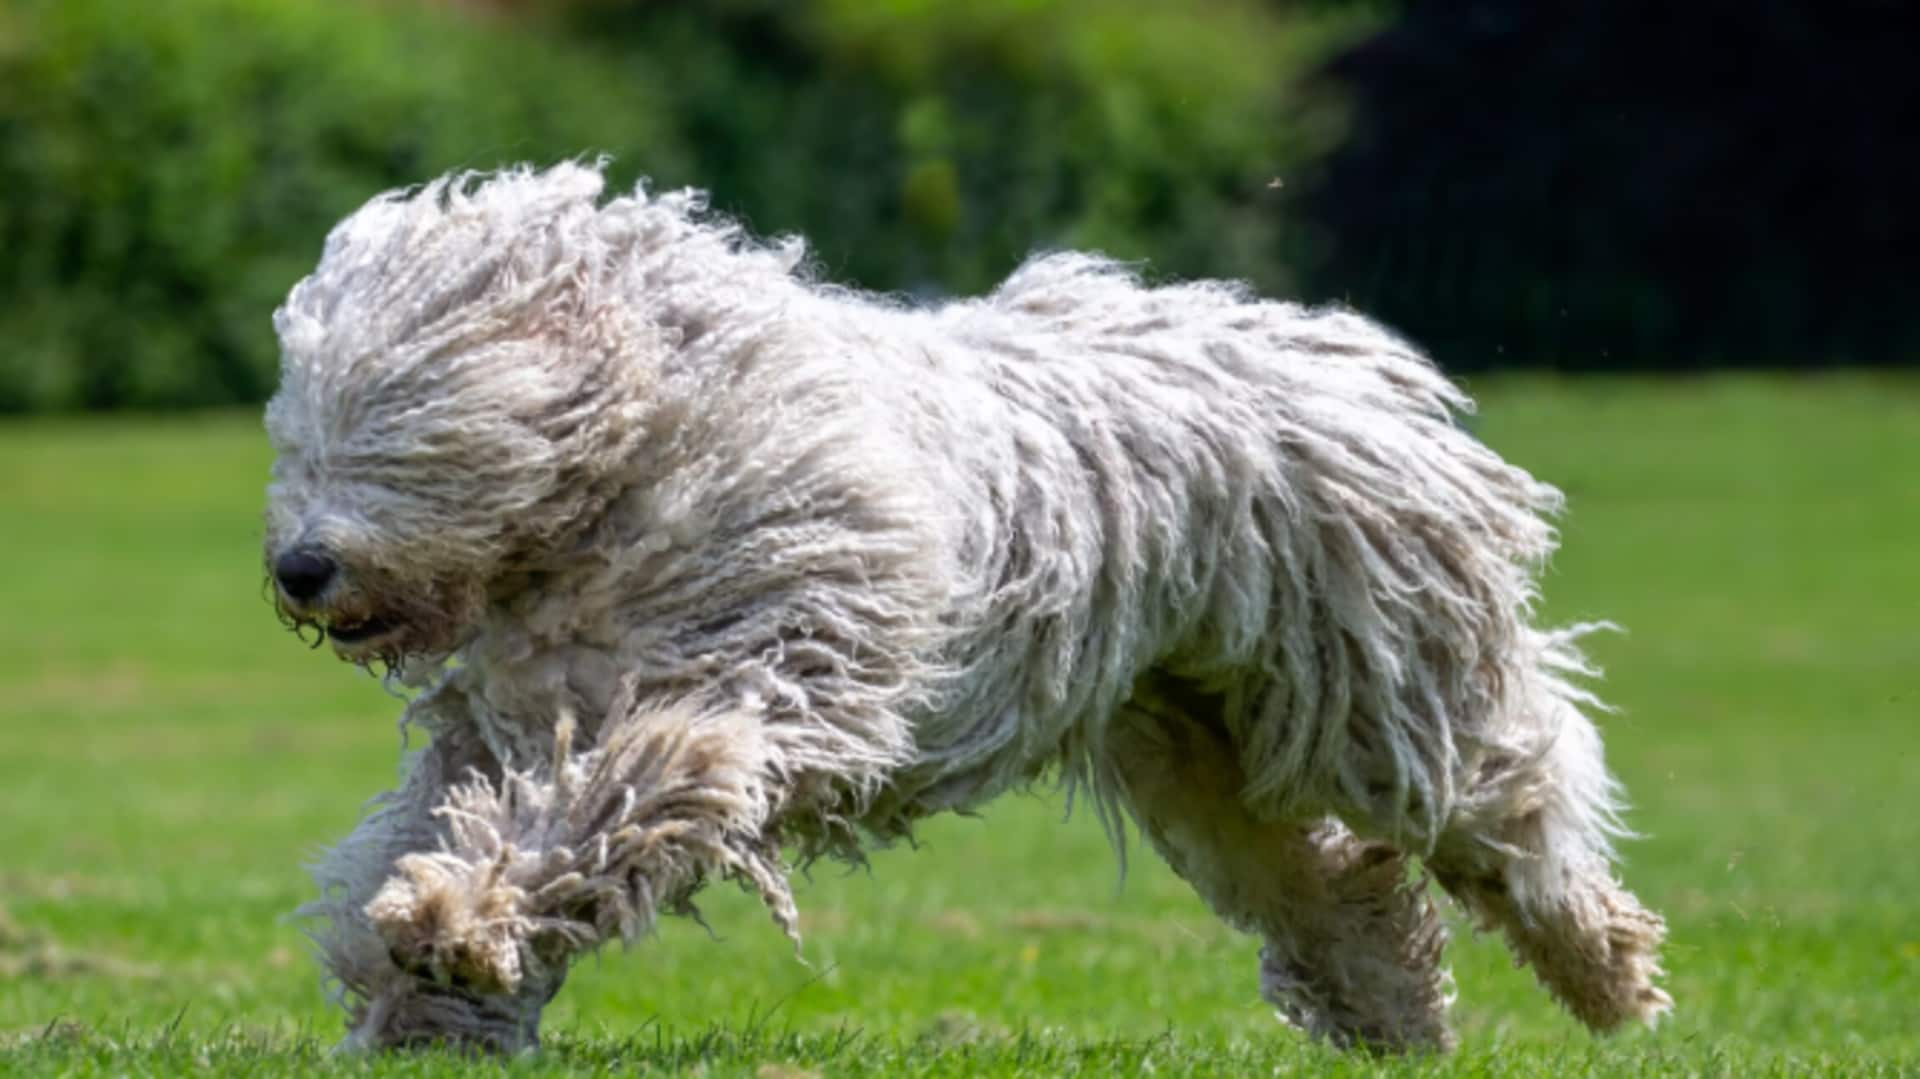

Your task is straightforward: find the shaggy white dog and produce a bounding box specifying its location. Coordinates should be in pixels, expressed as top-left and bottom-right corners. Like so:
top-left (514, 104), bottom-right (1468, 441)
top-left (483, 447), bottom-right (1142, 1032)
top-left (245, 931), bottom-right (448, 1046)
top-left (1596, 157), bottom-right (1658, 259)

top-left (264, 162), bottom-right (1669, 1053)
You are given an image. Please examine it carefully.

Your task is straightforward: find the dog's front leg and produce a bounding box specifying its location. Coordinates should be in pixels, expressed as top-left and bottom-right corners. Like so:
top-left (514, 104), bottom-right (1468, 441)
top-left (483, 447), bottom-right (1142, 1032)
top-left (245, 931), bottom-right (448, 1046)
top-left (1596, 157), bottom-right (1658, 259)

top-left (362, 693), bottom-right (791, 1041)
top-left (303, 695), bottom-right (561, 1054)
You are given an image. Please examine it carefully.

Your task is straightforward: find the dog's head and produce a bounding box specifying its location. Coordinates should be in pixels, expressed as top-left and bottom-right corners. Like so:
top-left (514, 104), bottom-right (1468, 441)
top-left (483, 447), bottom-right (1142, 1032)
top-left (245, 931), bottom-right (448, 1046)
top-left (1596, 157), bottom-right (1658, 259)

top-left (263, 164), bottom-right (661, 669)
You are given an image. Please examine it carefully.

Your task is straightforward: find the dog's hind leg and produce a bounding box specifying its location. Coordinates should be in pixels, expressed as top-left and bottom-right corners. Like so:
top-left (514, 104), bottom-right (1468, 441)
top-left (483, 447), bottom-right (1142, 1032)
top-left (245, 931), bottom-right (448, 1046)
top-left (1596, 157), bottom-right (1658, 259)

top-left (1426, 689), bottom-right (1670, 1033)
top-left (1106, 700), bottom-right (1454, 1053)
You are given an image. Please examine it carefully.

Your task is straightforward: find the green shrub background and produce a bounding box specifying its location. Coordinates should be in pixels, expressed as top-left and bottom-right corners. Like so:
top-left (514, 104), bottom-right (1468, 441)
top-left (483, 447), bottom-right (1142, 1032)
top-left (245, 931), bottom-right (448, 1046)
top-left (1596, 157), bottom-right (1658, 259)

top-left (0, 0), bottom-right (687, 410)
top-left (0, 0), bottom-right (1375, 411)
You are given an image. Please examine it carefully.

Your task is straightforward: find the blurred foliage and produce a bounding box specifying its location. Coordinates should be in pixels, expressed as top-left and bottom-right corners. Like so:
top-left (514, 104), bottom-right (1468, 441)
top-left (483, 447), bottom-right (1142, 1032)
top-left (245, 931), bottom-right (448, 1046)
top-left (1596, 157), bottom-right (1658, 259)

top-left (0, 0), bottom-right (1378, 410)
top-left (532, 0), bottom-right (1378, 294)
top-left (0, 0), bottom-right (685, 411)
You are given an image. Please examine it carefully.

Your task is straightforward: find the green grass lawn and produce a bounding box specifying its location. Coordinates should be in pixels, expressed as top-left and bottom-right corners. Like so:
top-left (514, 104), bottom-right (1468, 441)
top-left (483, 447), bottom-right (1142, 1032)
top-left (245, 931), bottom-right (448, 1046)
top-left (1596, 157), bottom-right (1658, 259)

top-left (1, 375), bottom-right (1915, 1075)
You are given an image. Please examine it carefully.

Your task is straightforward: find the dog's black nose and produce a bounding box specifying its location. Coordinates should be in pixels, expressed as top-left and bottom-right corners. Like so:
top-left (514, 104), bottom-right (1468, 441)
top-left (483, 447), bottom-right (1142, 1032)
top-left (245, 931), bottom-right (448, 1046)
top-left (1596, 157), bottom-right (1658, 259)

top-left (275, 548), bottom-right (336, 602)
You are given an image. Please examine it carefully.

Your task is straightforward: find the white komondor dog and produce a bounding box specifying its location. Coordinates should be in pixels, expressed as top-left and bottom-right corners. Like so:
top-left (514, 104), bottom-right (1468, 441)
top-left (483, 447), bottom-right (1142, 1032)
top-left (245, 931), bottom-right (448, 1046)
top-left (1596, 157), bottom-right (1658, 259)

top-left (264, 162), bottom-right (1669, 1053)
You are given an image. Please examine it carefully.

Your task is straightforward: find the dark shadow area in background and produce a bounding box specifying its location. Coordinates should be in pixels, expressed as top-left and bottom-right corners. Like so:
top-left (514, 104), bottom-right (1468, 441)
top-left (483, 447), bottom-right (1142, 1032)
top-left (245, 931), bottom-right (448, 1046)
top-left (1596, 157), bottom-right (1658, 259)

top-left (1302, 0), bottom-right (1920, 370)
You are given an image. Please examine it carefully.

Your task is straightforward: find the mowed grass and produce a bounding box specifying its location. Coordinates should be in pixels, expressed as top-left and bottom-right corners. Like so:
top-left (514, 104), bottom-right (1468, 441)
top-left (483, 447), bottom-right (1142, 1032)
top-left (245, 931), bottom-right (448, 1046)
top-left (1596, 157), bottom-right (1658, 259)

top-left (0, 375), bottom-right (1915, 1075)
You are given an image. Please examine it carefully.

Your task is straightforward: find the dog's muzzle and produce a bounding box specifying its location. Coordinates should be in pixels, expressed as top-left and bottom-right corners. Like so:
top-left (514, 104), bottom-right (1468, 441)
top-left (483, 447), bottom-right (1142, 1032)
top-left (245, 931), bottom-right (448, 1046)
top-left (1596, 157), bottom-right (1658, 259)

top-left (272, 545), bottom-right (406, 653)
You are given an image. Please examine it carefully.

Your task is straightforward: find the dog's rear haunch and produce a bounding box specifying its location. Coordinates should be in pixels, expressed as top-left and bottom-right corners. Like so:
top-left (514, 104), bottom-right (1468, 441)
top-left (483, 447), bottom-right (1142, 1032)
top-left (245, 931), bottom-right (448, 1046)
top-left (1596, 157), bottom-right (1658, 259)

top-left (263, 162), bottom-right (1668, 1053)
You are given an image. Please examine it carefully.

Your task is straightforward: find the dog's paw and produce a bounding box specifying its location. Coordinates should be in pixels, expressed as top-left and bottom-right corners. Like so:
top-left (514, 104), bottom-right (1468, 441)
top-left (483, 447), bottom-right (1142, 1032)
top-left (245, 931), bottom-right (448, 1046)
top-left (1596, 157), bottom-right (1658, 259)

top-left (366, 867), bottom-right (528, 995)
top-left (340, 979), bottom-right (544, 1056)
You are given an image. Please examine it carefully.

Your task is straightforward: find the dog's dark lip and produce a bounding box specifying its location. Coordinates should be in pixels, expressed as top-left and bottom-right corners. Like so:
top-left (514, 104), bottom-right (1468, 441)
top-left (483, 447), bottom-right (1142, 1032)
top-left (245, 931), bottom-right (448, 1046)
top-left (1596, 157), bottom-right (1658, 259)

top-left (327, 615), bottom-right (397, 644)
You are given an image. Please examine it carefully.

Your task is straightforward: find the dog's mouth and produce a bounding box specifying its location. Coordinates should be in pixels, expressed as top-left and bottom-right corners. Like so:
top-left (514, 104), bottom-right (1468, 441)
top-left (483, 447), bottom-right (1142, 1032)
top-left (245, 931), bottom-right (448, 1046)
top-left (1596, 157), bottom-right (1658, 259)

top-left (325, 613), bottom-right (399, 645)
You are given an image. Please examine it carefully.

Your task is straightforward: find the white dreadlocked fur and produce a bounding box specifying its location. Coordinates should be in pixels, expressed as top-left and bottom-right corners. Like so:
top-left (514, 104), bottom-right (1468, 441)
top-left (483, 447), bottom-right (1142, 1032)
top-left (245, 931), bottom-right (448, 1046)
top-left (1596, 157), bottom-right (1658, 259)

top-left (264, 161), bottom-right (1669, 1053)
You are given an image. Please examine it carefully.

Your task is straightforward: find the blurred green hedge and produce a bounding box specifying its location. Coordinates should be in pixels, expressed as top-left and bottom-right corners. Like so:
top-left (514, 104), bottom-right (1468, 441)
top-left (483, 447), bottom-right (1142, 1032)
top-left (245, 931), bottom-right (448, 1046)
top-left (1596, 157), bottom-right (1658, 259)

top-left (572, 1), bottom-right (1374, 296)
top-left (0, 0), bottom-right (1374, 412)
top-left (0, 0), bottom-right (685, 411)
